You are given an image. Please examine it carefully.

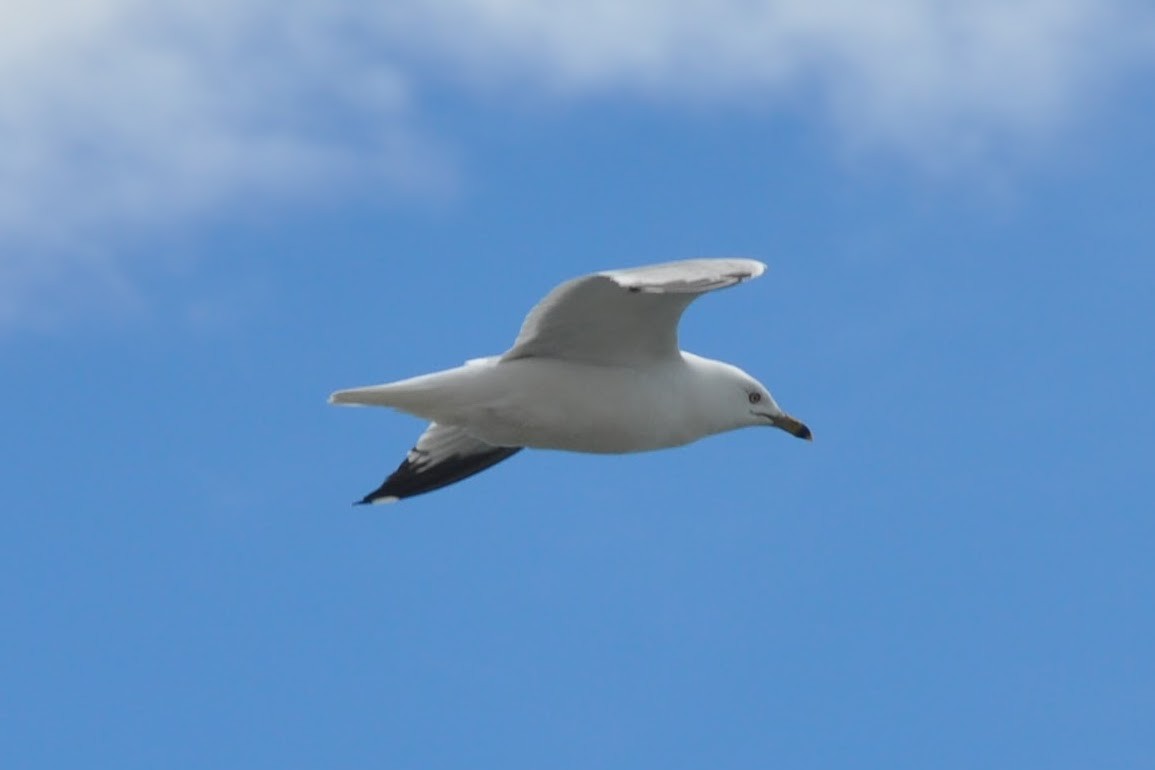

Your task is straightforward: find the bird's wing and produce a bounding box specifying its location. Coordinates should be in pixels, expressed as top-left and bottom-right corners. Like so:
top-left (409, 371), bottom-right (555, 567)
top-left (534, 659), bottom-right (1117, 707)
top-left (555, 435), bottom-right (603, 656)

top-left (357, 423), bottom-right (522, 504)
top-left (502, 258), bottom-right (766, 366)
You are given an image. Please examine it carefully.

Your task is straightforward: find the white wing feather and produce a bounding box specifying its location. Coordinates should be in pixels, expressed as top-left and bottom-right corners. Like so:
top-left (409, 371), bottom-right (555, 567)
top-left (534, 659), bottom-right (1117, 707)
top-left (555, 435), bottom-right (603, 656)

top-left (502, 258), bottom-right (765, 365)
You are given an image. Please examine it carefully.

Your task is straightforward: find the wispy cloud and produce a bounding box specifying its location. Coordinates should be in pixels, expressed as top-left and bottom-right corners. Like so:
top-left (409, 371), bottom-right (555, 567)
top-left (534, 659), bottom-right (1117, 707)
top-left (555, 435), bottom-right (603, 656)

top-left (0, 1), bottom-right (428, 239)
top-left (0, 0), bottom-right (434, 325)
top-left (1, 0), bottom-right (1152, 326)
top-left (384, 0), bottom-right (1152, 159)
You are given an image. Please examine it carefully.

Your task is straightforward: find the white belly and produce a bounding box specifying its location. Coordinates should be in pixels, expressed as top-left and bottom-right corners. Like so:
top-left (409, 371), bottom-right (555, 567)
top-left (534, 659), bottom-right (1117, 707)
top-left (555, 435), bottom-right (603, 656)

top-left (459, 357), bottom-right (707, 453)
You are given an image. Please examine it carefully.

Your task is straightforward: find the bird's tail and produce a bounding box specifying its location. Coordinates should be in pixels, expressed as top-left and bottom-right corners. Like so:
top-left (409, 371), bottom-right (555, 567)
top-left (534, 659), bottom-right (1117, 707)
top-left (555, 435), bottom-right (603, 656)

top-left (328, 365), bottom-right (481, 421)
top-left (329, 383), bottom-right (406, 407)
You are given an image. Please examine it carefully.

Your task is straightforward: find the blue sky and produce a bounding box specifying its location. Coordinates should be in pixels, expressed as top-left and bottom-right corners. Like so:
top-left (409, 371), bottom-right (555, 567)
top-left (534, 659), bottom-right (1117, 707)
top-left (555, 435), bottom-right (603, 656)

top-left (3, 2), bottom-right (1154, 768)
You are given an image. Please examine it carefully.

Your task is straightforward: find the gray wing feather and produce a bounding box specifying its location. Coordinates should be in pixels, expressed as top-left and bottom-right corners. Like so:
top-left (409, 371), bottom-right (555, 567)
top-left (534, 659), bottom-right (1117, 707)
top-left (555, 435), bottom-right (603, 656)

top-left (503, 258), bottom-right (765, 365)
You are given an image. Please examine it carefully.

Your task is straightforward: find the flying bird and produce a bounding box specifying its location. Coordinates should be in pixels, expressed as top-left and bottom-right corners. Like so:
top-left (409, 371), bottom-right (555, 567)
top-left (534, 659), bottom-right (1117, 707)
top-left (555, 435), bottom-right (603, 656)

top-left (330, 258), bottom-right (811, 503)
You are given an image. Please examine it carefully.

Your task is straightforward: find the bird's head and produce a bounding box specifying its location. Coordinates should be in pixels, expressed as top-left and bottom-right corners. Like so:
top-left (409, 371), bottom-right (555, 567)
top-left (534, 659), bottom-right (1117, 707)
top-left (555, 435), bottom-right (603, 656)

top-left (702, 358), bottom-right (812, 441)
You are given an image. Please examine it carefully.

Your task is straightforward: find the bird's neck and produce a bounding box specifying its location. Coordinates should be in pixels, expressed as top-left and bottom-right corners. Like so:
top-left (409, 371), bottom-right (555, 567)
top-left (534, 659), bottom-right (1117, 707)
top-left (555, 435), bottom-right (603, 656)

top-left (677, 353), bottom-right (749, 437)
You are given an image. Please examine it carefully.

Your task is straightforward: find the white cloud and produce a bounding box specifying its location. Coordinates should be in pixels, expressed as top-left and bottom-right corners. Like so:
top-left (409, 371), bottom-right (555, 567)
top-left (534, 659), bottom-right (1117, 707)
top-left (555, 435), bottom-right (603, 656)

top-left (0, 1), bottom-right (424, 239)
top-left (383, 0), bottom-right (1151, 156)
top-left (0, 0), bottom-right (1152, 327)
top-left (0, 0), bottom-right (434, 325)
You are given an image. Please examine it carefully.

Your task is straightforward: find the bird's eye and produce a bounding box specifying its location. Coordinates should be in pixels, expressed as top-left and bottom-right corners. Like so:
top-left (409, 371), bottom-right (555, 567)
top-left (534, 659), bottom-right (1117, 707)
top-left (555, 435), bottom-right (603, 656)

top-left (748, 392), bottom-right (762, 404)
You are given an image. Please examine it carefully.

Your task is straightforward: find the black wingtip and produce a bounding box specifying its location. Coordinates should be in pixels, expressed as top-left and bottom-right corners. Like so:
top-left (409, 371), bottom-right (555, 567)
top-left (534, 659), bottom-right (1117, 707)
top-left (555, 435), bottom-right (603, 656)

top-left (353, 445), bottom-right (523, 505)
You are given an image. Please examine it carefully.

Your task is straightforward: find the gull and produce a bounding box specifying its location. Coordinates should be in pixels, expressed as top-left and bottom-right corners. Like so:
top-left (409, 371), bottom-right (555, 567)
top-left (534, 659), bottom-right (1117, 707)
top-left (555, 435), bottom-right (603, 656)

top-left (330, 258), bottom-right (811, 503)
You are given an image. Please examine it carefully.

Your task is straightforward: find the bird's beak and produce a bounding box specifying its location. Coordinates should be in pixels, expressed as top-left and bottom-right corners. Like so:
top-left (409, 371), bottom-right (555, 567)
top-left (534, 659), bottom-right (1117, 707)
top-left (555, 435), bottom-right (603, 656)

top-left (767, 413), bottom-right (812, 441)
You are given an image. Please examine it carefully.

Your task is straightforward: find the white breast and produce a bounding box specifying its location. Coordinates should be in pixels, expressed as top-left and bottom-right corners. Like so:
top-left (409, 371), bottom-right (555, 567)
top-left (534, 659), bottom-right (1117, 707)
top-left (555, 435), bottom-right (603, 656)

top-left (461, 357), bottom-right (715, 454)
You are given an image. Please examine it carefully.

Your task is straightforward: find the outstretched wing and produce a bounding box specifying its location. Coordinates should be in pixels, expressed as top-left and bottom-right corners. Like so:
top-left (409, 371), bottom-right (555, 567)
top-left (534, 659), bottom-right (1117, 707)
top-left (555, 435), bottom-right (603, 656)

top-left (502, 258), bottom-right (766, 366)
top-left (357, 423), bottom-right (522, 504)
